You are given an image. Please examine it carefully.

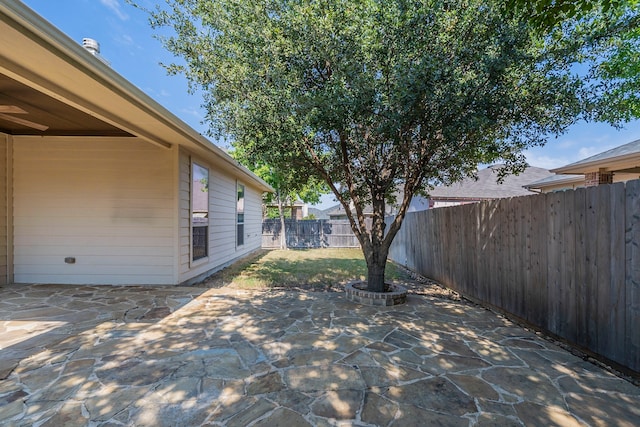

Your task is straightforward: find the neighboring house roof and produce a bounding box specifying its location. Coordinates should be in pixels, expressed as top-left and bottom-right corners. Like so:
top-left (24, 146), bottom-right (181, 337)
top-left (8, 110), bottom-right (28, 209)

top-left (315, 204), bottom-right (341, 219)
top-left (0, 0), bottom-right (272, 193)
top-left (523, 174), bottom-right (584, 191)
top-left (328, 205), bottom-right (368, 218)
top-left (325, 165), bottom-right (549, 216)
top-left (328, 203), bottom-right (396, 218)
top-left (429, 165), bottom-right (553, 200)
top-left (265, 199), bottom-right (306, 208)
top-left (327, 206), bottom-right (346, 218)
top-left (552, 138), bottom-right (640, 174)
top-left (307, 207), bottom-right (329, 219)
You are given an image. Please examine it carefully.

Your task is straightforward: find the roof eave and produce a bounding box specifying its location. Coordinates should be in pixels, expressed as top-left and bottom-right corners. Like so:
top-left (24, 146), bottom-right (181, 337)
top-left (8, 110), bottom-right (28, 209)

top-left (523, 175), bottom-right (584, 190)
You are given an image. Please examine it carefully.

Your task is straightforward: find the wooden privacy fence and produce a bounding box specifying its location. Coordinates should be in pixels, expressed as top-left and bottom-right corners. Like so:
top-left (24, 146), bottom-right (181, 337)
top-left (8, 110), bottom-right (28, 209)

top-left (262, 219), bottom-right (360, 248)
top-left (389, 180), bottom-right (640, 374)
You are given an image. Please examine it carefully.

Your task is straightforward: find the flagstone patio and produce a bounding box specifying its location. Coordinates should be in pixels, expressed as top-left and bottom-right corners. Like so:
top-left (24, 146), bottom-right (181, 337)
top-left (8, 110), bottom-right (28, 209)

top-left (0, 283), bottom-right (638, 426)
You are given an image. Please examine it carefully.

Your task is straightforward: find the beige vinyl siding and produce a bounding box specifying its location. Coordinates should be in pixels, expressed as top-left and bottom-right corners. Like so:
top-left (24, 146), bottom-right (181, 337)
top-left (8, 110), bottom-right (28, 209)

top-left (178, 149), bottom-right (191, 275)
top-left (205, 174), bottom-right (264, 264)
top-left (178, 148), bottom-right (265, 284)
top-left (242, 184), bottom-right (263, 251)
top-left (0, 135), bottom-right (8, 284)
top-left (209, 171), bottom-right (237, 253)
top-left (13, 137), bottom-right (175, 285)
top-left (614, 172), bottom-right (640, 183)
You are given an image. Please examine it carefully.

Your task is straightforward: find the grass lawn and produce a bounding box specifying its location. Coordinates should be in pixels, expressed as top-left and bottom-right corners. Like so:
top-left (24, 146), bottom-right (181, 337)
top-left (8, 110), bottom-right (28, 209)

top-left (200, 248), bottom-right (412, 291)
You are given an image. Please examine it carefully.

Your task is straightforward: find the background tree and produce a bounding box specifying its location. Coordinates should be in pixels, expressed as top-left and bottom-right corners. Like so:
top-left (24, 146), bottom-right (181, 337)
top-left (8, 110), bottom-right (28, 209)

top-left (140, 0), bottom-right (630, 292)
top-left (506, 0), bottom-right (633, 28)
top-left (506, 0), bottom-right (640, 122)
top-left (231, 145), bottom-right (327, 249)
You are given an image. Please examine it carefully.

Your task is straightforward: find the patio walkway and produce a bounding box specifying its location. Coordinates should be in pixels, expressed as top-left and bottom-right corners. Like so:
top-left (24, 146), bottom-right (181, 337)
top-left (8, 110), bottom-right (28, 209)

top-left (0, 283), bottom-right (638, 426)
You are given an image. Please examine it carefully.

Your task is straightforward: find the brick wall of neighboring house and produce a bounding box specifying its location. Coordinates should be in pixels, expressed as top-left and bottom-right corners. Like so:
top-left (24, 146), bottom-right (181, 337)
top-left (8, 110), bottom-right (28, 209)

top-left (585, 170), bottom-right (613, 187)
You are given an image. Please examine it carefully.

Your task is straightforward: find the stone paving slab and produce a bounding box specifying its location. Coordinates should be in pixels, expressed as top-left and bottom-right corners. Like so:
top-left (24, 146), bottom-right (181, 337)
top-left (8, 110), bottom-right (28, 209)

top-left (0, 283), bottom-right (638, 426)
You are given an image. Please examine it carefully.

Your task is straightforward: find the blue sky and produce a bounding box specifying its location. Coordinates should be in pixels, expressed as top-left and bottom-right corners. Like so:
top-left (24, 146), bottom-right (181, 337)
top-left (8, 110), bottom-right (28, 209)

top-left (20, 0), bottom-right (640, 207)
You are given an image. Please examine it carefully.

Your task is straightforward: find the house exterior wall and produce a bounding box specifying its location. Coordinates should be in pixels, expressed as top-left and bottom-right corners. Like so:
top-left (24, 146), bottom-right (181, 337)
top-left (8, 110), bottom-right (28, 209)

top-left (178, 148), bottom-right (264, 285)
top-left (431, 199), bottom-right (480, 208)
top-left (538, 173), bottom-right (638, 192)
top-left (178, 149), bottom-right (191, 278)
top-left (582, 169), bottom-right (640, 186)
top-left (12, 137), bottom-right (175, 285)
top-left (0, 134), bottom-right (8, 284)
top-left (614, 172), bottom-right (640, 183)
top-left (585, 170), bottom-right (613, 187)
top-left (538, 181), bottom-right (584, 193)
top-left (243, 178), bottom-right (264, 250)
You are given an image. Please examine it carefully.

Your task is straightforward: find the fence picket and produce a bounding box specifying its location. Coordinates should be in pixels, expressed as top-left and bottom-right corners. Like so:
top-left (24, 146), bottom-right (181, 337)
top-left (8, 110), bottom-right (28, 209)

top-left (596, 185), bottom-right (613, 357)
top-left (609, 183), bottom-right (626, 363)
top-left (531, 192), bottom-right (547, 328)
top-left (625, 180), bottom-right (640, 371)
top-left (585, 185), bottom-right (599, 351)
top-left (563, 190), bottom-right (577, 344)
top-left (547, 191), bottom-right (562, 335)
top-left (515, 196), bottom-right (528, 319)
top-left (574, 188), bottom-right (588, 348)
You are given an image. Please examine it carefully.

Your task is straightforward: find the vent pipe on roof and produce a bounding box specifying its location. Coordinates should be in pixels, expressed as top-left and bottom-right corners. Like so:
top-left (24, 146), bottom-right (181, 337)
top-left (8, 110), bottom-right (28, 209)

top-left (82, 38), bottom-right (100, 55)
top-left (81, 38), bottom-right (110, 66)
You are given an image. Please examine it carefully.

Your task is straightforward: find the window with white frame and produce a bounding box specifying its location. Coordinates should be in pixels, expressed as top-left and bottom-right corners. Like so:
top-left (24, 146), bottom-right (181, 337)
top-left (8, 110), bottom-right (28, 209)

top-left (237, 182), bottom-right (245, 247)
top-left (192, 162), bottom-right (209, 261)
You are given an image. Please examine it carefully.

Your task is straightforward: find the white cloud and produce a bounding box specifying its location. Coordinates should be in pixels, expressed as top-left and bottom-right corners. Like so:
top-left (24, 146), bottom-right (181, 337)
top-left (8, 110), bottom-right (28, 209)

top-left (100, 0), bottom-right (129, 21)
top-left (557, 139), bottom-right (579, 149)
top-left (180, 107), bottom-right (203, 119)
top-left (577, 144), bottom-right (617, 160)
top-left (119, 34), bottom-right (134, 46)
top-left (526, 138), bottom-right (621, 170)
top-left (524, 152), bottom-right (572, 170)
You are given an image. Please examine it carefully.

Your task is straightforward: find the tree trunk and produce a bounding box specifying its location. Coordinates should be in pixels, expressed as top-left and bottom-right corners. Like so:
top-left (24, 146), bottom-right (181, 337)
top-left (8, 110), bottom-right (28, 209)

top-left (276, 190), bottom-right (287, 250)
top-left (365, 246), bottom-right (389, 292)
top-left (364, 188), bottom-right (391, 292)
top-left (367, 261), bottom-right (386, 292)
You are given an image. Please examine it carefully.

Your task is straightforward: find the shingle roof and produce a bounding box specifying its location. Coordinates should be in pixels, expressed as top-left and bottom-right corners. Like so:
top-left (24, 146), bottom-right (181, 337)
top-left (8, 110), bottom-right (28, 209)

top-left (523, 173), bottom-right (583, 189)
top-left (428, 165), bottom-right (553, 199)
top-left (328, 204), bottom-right (373, 217)
top-left (308, 205), bottom-right (339, 220)
top-left (552, 138), bottom-right (640, 173)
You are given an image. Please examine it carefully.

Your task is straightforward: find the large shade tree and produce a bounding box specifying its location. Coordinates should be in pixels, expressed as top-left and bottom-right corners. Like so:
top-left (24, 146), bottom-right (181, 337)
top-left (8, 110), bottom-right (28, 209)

top-left (139, 0), bottom-right (634, 292)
